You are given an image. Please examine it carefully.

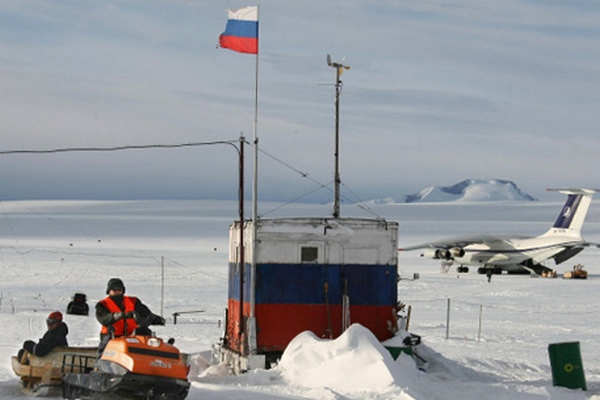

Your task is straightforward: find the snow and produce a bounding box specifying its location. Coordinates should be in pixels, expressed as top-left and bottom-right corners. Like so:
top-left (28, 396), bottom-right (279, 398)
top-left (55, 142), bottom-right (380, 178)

top-left (278, 325), bottom-right (402, 391)
top-left (258, 218), bottom-right (356, 237)
top-left (1, 199), bottom-right (600, 399)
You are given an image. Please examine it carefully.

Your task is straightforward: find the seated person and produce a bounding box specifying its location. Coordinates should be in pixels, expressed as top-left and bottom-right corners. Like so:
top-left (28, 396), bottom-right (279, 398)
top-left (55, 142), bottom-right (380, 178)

top-left (18, 311), bottom-right (68, 361)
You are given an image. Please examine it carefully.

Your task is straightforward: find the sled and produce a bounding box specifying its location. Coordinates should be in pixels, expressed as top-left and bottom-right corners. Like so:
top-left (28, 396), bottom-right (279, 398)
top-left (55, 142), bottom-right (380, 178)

top-left (11, 346), bottom-right (97, 396)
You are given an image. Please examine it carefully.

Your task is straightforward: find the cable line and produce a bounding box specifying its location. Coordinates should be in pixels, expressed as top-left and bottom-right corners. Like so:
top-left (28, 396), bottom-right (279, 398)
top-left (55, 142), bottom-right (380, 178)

top-left (0, 141), bottom-right (241, 155)
top-left (0, 140), bottom-right (382, 218)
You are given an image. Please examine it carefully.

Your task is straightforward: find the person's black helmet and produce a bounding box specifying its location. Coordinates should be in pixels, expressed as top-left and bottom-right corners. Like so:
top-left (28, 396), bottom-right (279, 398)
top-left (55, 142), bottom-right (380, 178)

top-left (106, 278), bottom-right (125, 294)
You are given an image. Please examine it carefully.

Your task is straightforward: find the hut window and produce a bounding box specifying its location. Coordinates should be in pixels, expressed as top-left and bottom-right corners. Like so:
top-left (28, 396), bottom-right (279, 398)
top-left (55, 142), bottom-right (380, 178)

top-left (301, 246), bottom-right (319, 263)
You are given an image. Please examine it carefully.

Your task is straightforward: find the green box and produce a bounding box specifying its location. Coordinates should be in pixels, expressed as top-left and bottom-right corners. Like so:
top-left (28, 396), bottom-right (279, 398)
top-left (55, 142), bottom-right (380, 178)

top-left (385, 346), bottom-right (413, 360)
top-left (548, 341), bottom-right (586, 391)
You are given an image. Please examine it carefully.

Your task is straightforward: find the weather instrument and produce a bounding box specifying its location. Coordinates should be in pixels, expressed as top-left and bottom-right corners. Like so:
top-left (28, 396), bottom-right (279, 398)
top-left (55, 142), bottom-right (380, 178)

top-left (326, 54), bottom-right (350, 218)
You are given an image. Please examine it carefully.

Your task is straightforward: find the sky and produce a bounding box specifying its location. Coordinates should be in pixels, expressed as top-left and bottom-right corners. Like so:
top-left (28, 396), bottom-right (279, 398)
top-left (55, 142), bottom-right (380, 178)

top-left (1, 1), bottom-right (600, 203)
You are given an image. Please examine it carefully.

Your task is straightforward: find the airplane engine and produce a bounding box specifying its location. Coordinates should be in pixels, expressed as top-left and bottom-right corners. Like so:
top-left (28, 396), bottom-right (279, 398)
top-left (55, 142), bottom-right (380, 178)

top-left (421, 247), bottom-right (464, 260)
top-left (421, 248), bottom-right (441, 259)
top-left (449, 247), bottom-right (465, 258)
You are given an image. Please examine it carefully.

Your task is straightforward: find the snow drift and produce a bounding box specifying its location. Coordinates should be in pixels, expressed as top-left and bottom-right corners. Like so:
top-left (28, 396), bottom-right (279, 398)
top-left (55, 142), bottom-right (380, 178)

top-left (278, 324), bottom-right (403, 390)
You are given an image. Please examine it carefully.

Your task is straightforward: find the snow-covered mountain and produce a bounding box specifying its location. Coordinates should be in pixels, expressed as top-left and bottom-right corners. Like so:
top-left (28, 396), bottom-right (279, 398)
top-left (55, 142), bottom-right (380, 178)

top-left (378, 179), bottom-right (536, 203)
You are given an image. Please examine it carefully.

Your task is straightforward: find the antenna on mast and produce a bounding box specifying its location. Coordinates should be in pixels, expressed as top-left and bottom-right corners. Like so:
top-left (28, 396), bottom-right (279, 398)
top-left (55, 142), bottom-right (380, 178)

top-left (326, 54), bottom-right (350, 219)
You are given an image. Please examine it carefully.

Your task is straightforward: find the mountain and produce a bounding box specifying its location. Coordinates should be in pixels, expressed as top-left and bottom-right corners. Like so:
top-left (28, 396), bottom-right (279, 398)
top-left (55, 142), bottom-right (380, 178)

top-left (373, 179), bottom-right (536, 204)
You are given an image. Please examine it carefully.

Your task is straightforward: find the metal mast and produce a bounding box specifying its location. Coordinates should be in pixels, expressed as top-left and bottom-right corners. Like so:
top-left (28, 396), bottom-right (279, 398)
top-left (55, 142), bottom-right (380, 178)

top-left (327, 54), bottom-right (350, 219)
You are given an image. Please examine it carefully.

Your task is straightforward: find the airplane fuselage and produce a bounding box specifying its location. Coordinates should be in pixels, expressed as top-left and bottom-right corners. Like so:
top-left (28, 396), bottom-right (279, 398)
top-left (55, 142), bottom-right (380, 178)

top-left (450, 234), bottom-right (583, 268)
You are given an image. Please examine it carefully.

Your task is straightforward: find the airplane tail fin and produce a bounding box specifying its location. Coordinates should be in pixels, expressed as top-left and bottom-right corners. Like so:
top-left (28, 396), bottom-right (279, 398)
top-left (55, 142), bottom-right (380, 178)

top-left (544, 188), bottom-right (598, 235)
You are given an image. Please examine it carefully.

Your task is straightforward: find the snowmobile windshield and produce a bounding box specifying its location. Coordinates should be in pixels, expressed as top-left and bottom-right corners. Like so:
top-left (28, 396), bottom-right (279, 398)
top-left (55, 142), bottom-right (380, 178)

top-left (95, 359), bottom-right (129, 376)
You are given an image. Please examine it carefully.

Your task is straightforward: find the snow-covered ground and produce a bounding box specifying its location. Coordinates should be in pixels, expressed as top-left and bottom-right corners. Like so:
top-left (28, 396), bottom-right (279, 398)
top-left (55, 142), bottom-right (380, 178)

top-left (0, 199), bottom-right (599, 399)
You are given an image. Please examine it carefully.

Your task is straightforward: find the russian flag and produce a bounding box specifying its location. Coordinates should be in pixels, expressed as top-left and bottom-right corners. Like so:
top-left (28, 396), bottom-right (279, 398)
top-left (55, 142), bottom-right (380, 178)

top-left (219, 6), bottom-right (259, 55)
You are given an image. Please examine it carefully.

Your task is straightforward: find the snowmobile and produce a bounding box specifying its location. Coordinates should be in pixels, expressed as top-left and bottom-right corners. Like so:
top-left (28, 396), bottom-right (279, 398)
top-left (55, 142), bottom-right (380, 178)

top-left (11, 346), bottom-right (97, 396)
top-left (62, 315), bottom-right (190, 400)
top-left (67, 292), bottom-right (90, 316)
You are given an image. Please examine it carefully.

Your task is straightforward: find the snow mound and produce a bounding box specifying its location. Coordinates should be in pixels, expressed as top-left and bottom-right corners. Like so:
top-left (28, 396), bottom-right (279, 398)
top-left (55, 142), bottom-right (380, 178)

top-left (403, 179), bottom-right (536, 203)
top-left (276, 324), bottom-right (416, 398)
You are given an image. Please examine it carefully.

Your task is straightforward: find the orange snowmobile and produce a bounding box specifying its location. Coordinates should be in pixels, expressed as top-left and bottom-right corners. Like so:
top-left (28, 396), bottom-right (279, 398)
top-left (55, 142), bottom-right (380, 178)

top-left (62, 316), bottom-right (190, 400)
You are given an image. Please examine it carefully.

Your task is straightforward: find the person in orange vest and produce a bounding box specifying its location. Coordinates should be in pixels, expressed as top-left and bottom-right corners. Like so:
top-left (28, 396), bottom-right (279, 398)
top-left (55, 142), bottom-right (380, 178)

top-left (95, 278), bottom-right (165, 355)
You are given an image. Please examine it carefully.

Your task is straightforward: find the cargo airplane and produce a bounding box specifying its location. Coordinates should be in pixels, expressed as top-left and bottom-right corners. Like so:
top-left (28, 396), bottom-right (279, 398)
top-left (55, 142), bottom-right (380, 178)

top-left (400, 188), bottom-right (599, 276)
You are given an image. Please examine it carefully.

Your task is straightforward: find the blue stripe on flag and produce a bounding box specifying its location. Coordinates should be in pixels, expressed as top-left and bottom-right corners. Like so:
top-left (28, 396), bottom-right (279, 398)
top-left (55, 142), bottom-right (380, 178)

top-left (223, 20), bottom-right (258, 39)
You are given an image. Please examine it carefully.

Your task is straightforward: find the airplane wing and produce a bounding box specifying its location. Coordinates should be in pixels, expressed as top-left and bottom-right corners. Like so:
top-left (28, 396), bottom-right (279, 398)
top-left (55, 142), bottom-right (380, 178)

top-left (581, 241), bottom-right (600, 248)
top-left (399, 234), bottom-right (509, 251)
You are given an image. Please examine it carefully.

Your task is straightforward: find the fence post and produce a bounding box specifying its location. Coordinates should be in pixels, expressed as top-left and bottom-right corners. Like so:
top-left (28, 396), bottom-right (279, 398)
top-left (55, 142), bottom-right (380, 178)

top-left (478, 305), bottom-right (483, 341)
top-left (446, 298), bottom-right (451, 340)
top-left (160, 256), bottom-right (165, 317)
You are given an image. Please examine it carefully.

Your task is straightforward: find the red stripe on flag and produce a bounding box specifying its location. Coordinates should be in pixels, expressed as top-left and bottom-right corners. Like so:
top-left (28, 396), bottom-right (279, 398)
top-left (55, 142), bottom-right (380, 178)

top-left (219, 35), bottom-right (258, 54)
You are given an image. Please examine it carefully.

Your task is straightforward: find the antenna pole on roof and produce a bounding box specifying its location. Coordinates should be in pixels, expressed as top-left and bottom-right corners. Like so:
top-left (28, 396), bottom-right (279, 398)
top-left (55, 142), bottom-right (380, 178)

top-left (327, 54), bottom-right (350, 218)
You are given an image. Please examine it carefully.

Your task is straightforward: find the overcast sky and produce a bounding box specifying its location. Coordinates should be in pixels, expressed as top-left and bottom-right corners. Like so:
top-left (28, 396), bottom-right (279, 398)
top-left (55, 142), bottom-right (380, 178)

top-left (1, 1), bottom-right (599, 204)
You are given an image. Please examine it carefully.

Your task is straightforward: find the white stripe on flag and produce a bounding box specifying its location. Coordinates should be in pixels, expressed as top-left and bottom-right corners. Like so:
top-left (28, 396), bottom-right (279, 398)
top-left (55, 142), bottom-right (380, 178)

top-left (227, 6), bottom-right (258, 22)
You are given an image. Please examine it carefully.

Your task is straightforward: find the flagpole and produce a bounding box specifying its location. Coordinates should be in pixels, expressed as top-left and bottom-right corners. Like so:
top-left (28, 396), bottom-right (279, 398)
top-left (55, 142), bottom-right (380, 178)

top-left (219, 3), bottom-right (260, 356)
top-left (250, 4), bottom-right (260, 352)
top-left (252, 6), bottom-right (259, 233)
